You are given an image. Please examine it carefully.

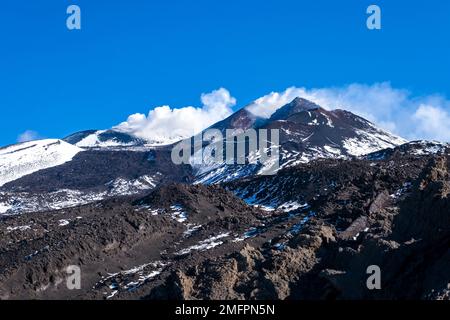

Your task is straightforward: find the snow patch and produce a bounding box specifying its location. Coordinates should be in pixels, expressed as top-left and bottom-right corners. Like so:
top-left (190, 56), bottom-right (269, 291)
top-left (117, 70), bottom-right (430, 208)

top-left (75, 130), bottom-right (136, 148)
top-left (176, 233), bottom-right (230, 255)
top-left (97, 261), bottom-right (167, 299)
top-left (7, 225), bottom-right (31, 232)
top-left (0, 203), bottom-right (12, 214)
top-left (323, 145), bottom-right (342, 155)
top-left (184, 224), bottom-right (202, 237)
top-left (105, 174), bottom-right (159, 196)
top-left (58, 219), bottom-right (70, 226)
top-left (279, 201), bottom-right (309, 213)
top-left (170, 205), bottom-right (188, 223)
top-left (343, 129), bottom-right (406, 157)
top-left (0, 139), bottom-right (82, 187)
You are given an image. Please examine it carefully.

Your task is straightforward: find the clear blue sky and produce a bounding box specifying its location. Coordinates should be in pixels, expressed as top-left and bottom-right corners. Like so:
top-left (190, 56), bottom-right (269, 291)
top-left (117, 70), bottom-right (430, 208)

top-left (0, 0), bottom-right (449, 146)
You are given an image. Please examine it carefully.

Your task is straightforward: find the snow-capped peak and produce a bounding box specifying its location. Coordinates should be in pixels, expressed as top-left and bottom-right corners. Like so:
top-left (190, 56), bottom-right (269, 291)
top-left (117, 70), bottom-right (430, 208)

top-left (193, 97), bottom-right (408, 184)
top-left (0, 139), bottom-right (82, 187)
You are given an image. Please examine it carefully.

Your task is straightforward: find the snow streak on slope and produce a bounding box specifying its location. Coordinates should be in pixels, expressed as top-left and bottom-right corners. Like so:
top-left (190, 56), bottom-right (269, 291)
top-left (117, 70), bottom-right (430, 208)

top-left (0, 140), bottom-right (82, 187)
top-left (73, 130), bottom-right (144, 148)
top-left (65, 129), bottom-right (174, 149)
top-left (342, 127), bottom-right (407, 157)
top-left (0, 174), bottom-right (161, 215)
top-left (75, 131), bottom-right (113, 148)
top-left (0, 203), bottom-right (11, 214)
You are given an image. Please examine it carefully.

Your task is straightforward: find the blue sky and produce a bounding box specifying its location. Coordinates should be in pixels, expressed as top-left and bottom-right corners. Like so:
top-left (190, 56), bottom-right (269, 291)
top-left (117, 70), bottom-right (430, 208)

top-left (0, 0), bottom-right (449, 146)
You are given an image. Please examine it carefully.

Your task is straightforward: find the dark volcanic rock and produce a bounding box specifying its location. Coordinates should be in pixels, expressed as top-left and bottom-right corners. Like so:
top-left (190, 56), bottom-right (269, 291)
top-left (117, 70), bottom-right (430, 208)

top-left (269, 97), bottom-right (321, 121)
top-left (147, 154), bottom-right (450, 300)
top-left (63, 129), bottom-right (147, 147)
top-left (0, 144), bottom-right (449, 300)
top-left (1, 148), bottom-right (193, 193)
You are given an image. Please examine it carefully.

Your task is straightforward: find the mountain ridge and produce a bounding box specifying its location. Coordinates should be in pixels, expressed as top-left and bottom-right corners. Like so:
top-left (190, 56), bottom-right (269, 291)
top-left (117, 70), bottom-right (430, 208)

top-left (0, 96), bottom-right (449, 300)
top-left (0, 96), bottom-right (424, 215)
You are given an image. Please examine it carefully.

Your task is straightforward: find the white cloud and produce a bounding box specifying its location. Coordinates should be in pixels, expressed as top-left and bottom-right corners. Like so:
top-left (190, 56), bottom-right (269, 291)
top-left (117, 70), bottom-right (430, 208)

top-left (114, 84), bottom-right (450, 144)
top-left (246, 83), bottom-right (450, 142)
top-left (115, 88), bottom-right (236, 144)
top-left (17, 130), bottom-right (40, 143)
top-left (412, 104), bottom-right (450, 142)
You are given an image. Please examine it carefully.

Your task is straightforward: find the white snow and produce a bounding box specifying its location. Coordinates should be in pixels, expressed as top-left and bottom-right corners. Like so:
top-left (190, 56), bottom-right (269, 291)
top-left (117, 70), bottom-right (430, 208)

top-left (308, 119), bottom-right (319, 126)
top-left (58, 219), bottom-right (70, 226)
top-left (106, 290), bottom-right (118, 299)
top-left (278, 201), bottom-right (309, 213)
top-left (75, 130), bottom-right (180, 148)
top-left (176, 233), bottom-right (230, 255)
top-left (390, 182), bottom-right (412, 199)
top-left (254, 204), bottom-right (275, 212)
top-left (193, 122), bottom-right (407, 184)
top-left (135, 205), bottom-right (190, 224)
top-left (170, 205), bottom-right (188, 223)
top-left (323, 145), bottom-right (342, 155)
top-left (75, 132), bottom-right (102, 148)
top-left (6, 225), bottom-right (31, 232)
top-left (98, 261), bottom-right (167, 299)
top-left (25, 251), bottom-right (39, 260)
top-left (0, 173), bottom-right (161, 216)
top-left (0, 139), bottom-right (82, 187)
top-left (75, 130), bottom-right (135, 148)
top-left (105, 174), bottom-right (158, 195)
top-left (183, 224), bottom-right (202, 237)
top-left (0, 189), bottom-right (107, 215)
top-left (409, 141), bottom-right (448, 155)
top-left (324, 115), bottom-right (334, 127)
top-left (0, 203), bottom-right (12, 214)
top-left (343, 129), bottom-right (407, 157)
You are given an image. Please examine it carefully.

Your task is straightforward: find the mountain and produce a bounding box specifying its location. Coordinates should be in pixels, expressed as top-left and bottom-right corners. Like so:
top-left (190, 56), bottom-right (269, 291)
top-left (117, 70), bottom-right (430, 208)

top-left (194, 97), bottom-right (407, 184)
top-left (0, 146), bottom-right (192, 214)
top-left (265, 98), bottom-right (407, 158)
top-left (0, 139), bottom-right (82, 188)
top-left (64, 129), bottom-right (148, 149)
top-left (0, 97), bottom-right (409, 213)
top-left (1, 144), bottom-right (448, 300)
top-left (365, 140), bottom-right (449, 160)
top-left (157, 155), bottom-right (450, 300)
top-left (269, 97), bottom-right (321, 120)
top-left (0, 95), bottom-right (449, 300)
top-left (207, 107), bottom-right (265, 136)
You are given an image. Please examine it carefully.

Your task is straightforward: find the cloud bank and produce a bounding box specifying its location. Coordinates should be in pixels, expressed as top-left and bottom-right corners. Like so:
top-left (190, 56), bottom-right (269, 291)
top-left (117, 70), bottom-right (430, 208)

top-left (115, 83), bottom-right (450, 144)
top-left (246, 83), bottom-right (450, 142)
top-left (115, 88), bottom-right (236, 144)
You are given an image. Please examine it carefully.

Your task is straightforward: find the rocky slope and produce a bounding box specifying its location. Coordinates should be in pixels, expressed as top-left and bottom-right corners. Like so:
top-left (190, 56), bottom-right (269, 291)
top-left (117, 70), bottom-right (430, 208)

top-left (149, 152), bottom-right (450, 300)
top-left (0, 145), bottom-right (448, 300)
top-left (0, 139), bottom-right (82, 188)
top-left (0, 148), bottom-right (192, 215)
top-left (65, 130), bottom-right (145, 149)
top-left (0, 97), bottom-right (448, 300)
top-left (0, 184), bottom-right (262, 299)
top-left (194, 98), bottom-right (406, 184)
top-left (0, 98), bottom-right (407, 215)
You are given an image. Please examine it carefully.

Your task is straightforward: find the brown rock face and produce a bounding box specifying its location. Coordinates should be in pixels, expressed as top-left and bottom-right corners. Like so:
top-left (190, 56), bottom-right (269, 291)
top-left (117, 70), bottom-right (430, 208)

top-left (1, 152), bottom-right (449, 300)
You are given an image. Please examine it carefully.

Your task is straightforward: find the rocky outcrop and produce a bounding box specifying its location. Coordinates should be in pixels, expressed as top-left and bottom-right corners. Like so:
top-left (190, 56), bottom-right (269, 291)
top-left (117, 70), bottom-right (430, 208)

top-left (1, 153), bottom-right (449, 300)
top-left (148, 155), bottom-right (450, 300)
